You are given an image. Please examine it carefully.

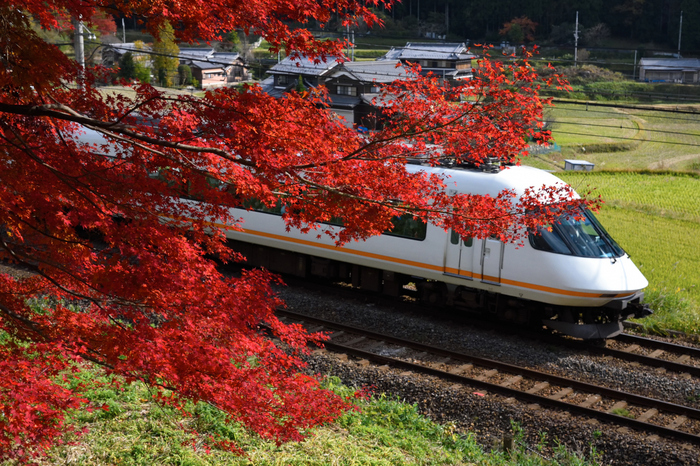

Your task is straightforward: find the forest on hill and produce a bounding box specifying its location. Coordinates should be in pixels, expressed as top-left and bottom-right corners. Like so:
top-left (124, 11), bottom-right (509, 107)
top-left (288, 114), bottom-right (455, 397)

top-left (343, 0), bottom-right (699, 52)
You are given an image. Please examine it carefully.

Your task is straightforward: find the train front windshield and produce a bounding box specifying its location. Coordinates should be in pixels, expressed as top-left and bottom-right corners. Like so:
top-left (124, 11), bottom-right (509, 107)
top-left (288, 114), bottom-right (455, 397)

top-left (529, 208), bottom-right (626, 258)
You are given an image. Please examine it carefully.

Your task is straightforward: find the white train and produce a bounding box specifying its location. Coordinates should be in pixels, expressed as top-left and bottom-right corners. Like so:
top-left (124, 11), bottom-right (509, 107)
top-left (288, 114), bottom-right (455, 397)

top-left (221, 163), bottom-right (651, 340)
top-left (76, 127), bottom-right (649, 339)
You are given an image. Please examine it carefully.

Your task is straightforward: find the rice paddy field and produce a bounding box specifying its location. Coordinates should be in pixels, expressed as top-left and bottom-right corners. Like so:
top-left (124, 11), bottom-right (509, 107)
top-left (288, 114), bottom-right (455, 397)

top-left (529, 102), bottom-right (700, 334)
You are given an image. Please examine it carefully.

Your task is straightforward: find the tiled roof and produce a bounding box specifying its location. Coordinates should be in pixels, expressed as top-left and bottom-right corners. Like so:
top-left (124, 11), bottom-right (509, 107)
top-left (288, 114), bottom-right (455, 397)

top-left (380, 42), bottom-right (475, 61)
top-left (187, 59), bottom-right (224, 71)
top-left (267, 54), bottom-right (345, 76)
top-left (338, 60), bottom-right (407, 83)
top-left (179, 48), bottom-right (215, 59)
top-left (639, 58), bottom-right (700, 70)
top-left (259, 76), bottom-right (286, 98)
top-left (328, 94), bottom-right (361, 109)
top-left (106, 42), bottom-right (152, 53)
top-left (212, 52), bottom-right (241, 61)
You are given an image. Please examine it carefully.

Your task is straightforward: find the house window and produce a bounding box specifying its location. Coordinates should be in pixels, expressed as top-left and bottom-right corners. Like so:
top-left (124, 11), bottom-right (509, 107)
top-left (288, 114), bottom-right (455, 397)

top-left (370, 86), bottom-right (381, 93)
top-left (337, 85), bottom-right (357, 96)
top-left (276, 75), bottom-right (289, 86)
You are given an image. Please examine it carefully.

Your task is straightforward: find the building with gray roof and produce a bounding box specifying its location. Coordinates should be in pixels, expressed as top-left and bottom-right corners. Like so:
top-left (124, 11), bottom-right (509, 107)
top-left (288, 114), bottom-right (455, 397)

top-left (638, 58), bottom-right (700, 83)
top-left (379, 42), bottom-right (476, 81)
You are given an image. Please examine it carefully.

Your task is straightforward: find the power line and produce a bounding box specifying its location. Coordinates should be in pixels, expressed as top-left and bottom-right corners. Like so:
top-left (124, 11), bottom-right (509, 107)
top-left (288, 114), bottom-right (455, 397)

top-left (551, 99), bottom-right (700, 115)
top-left (548, 120), bottom-right (700, 139)
top-left (550, 103), bottom-right (700, 123)
top-left (551, 130), bottom-right (700, 148)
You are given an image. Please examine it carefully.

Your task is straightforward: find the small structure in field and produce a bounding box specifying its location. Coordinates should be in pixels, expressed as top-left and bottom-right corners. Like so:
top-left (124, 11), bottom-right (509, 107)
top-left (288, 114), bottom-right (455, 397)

top-left (564, 159), bottom-right (595, 171)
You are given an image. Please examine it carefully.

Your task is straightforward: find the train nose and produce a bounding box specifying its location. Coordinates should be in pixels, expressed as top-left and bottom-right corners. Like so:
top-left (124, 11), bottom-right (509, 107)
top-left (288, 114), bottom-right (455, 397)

top-left (618, 256), bottom-right (648, 292)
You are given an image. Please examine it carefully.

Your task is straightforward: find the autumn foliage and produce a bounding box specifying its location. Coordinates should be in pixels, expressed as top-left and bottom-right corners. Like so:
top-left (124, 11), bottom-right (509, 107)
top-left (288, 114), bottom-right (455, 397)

top-left (499, 16), bottom-right (539, 44)
top-left (0, 0), bottom-right (582, 461)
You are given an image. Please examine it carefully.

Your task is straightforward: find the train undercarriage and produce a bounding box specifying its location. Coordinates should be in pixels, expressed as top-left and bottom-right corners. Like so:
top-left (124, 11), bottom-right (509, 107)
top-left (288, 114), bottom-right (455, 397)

top-left (228, 239), bottom-right (651, 340)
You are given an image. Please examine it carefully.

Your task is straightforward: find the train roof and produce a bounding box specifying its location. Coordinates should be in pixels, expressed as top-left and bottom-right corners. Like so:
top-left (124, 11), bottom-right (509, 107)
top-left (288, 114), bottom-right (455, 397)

top-left (406, 163), bottom-right (577, 200)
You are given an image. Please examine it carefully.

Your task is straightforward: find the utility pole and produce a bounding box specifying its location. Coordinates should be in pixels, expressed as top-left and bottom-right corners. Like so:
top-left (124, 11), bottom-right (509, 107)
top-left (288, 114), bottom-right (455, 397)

top-left (573, 11), bottom-right (579, 67)
top-left (351, 30), bottom-right (355, 61)
top-left (73, 18), bottom-right (85, 71)
top-left (678, 11), bottom-right (683, 58)
top-left (73, 18), bottom-right (95, 89)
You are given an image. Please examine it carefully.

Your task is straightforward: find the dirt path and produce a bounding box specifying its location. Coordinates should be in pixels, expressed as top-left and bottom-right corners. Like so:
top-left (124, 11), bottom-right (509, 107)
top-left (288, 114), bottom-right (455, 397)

top-left (648, 153), bottom-right (700, 169)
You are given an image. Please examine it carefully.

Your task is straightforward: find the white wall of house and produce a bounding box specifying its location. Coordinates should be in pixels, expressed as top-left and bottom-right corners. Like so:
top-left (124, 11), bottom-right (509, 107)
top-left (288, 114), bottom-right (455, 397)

top-left (331, 109), bottom-right (354, 127)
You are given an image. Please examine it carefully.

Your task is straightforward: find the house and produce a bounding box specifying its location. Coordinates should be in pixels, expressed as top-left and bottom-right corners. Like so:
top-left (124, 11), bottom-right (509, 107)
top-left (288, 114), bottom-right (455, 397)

top-left (324, 60), bottom-right (407, 129)
top-left (261, 55), bottom-right (407, 129)
top-left (379, 42), bottom-right (476, 82)
top-left (102, 42), bottom-right (152, 67)
top-left (179, 49), bottom-right (250, 88)
top-left (261, 54), bottom-right (345, 98)
top-left (638, 58), bottom-right (700, 84)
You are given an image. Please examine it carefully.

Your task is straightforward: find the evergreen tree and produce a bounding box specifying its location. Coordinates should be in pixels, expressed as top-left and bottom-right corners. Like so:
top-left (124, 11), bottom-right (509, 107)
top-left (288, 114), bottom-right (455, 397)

top-left (118, 52), bottom-right (136, 80)
top-left (295, 75), bottom-right (306, 93)
top-left (178, 64), bottom-right (193, 86)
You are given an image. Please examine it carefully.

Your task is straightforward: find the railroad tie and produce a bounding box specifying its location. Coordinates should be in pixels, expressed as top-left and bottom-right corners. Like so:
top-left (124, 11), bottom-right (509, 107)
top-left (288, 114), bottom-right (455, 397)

top-left (674, 354), bottom-right (691, 364)
top-left (666, 415), bottom-right (688, 430)
top-left (475, 369), bottom-right (499, 381)
top-left (608, 400), bottom-right (628, 413)
top-left (344, 336), bottom-right (367, 346)
top-left (579, 394), bottom-right (601, 408)
top-left (648, 349), bottom-right (665, 358)
top-left (329, 330), bottom-right (344, 339)
top-left (448, 364), bottom-right (473, 375)
top-left (499, 375), bottom-right (522, 388)
top-left (622, 344), bottom-right (640, 353)
top-left (361, 340), bottom-right (384, 352)
top-left (549, 387), bottom-right (573, 401)
top-left (637, 408), bottom-right (658, 423)
top-left (525, 382), bottom-right (549, 394)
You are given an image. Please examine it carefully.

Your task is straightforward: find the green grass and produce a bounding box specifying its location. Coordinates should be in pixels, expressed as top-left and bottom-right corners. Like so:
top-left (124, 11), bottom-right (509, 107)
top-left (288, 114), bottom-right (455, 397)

top-left (8, 372), bottom-right (601, 466)
top-left (560, 171), bottom-right (700, 223)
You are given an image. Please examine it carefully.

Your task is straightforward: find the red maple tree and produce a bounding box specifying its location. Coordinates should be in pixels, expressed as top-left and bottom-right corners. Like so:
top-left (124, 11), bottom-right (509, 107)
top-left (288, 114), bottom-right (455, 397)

top-left (0, 0), bottom-right (584, 461)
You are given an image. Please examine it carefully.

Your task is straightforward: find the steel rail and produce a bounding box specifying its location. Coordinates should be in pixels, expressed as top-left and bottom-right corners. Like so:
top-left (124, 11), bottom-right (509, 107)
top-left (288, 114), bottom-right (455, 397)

top-left (617, 333), bottom-right (700, 358)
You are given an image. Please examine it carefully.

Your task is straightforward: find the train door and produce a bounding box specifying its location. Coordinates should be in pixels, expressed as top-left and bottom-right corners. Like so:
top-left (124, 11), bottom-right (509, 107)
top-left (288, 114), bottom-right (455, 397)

top-left (444, 229), bottom-right (474, 279)
top-left (479, 236), bottom-right (504, 285)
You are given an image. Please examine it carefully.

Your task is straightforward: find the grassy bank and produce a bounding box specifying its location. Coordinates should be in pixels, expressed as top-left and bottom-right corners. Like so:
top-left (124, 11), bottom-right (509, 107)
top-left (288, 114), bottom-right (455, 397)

top-left (9, 371), bottom-right (601, 466)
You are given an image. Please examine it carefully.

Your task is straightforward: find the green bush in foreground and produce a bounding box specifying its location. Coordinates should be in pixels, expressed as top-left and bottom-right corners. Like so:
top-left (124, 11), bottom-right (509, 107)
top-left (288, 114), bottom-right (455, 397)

top-left (9, 372), bottom-right (601, 466)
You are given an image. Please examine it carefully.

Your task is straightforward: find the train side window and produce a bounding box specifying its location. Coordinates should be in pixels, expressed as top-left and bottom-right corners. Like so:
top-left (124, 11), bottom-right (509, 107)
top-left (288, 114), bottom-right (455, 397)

top-left (241, 197), bottom-right (284, 215)
top-left (385, 215), bottom-right (427, 241)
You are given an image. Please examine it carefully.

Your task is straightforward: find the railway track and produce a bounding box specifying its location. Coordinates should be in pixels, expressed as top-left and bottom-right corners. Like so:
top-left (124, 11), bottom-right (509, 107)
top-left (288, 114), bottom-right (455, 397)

top-left (277, 308), bottom-right (700, 445)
